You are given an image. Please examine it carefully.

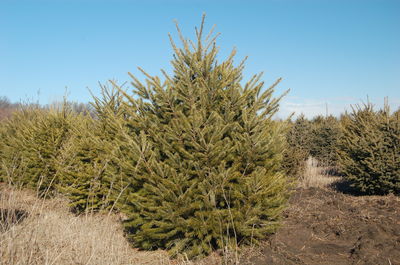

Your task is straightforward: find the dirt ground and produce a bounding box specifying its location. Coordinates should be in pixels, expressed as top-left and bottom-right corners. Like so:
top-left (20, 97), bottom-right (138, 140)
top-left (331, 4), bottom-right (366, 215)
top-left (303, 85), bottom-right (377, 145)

top-left (244, 186), bottom-right (400, 265)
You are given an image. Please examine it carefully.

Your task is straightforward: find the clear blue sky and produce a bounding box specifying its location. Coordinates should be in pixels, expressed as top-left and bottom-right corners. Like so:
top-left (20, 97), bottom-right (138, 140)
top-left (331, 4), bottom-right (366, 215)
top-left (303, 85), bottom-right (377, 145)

top-left (1, 0), bottom-right (399, 117)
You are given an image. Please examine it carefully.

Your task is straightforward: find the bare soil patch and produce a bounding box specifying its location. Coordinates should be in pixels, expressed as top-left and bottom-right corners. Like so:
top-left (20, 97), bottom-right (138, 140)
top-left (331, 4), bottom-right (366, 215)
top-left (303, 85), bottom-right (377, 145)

top-left (245, 187), bottom-right (400, 265)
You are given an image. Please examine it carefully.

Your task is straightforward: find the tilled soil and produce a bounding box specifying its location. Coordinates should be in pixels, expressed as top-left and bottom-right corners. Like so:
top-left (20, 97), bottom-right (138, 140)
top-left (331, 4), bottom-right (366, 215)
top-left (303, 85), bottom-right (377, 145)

top-left (246, 187), bottom-right (400, 265)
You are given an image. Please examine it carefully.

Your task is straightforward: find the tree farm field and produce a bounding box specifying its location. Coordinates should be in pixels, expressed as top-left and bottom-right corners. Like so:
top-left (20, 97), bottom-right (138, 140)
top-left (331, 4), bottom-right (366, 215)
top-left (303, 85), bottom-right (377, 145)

top-left (1, 3), bottom-right (400, 265)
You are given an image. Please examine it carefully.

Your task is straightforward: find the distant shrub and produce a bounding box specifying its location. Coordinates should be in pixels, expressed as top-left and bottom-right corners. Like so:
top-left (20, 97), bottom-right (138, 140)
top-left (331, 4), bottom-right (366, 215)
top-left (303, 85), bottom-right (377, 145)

top-left (0, 96), bottom-right (19, 120)
top-left (338, 103), bottom-right (399, 195)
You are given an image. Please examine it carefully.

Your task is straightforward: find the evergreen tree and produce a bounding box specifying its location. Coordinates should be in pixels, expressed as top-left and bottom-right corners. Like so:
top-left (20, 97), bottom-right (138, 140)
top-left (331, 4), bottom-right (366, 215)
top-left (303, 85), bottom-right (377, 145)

top-left (56, 85), bottom-right (128, 212)
top-left (0, 104), bottom-right (74, 196)
top-left (309, 115), bottom-right (341, 166)
top-left (282, 114), bottom-right (312, 177)
top-left (0, 118), bottom-right (9, 182)
top-left (338, 102), bottom-right (399, 195)
top-left (115, 16), bottom-right (290, 258)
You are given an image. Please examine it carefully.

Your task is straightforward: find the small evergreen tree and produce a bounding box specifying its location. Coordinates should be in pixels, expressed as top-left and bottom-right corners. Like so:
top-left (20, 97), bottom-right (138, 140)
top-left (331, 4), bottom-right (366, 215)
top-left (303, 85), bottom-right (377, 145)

top-left (282, 115), bottom-right (312, 177)
top-left (309, 115), bottom-right (341, 166)
top-left (115, 16), bottom-right (290, 258)
top-left (56, 85), bottom-right (128, 212)
top-left (338, 102), bottom-right (399, 195)
top-left (0, 104), bottom-right (74, 196)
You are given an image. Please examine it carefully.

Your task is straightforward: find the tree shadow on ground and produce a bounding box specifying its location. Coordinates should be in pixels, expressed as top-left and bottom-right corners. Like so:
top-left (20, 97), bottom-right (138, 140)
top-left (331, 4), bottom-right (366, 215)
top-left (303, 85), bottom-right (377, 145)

top-left (329, 179), bottom-right (369, 196)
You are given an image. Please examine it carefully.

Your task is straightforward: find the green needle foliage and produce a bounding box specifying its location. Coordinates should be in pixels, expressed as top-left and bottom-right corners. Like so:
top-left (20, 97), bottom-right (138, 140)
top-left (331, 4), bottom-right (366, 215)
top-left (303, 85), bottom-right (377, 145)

top-left (115, 16), bottom-right (290, 258)
top-left (338, 102), bottom-right (400, 195)
top-left (57, 85), bottom-right (128, 213)
top-left (0, 114), bottom-right (15, 183)
top-left (282, 115), bottom-right (312, 178)
top-left (0, 104), bottom-right (74, 196)
top-left (309, 115), bottom-right (341, 166)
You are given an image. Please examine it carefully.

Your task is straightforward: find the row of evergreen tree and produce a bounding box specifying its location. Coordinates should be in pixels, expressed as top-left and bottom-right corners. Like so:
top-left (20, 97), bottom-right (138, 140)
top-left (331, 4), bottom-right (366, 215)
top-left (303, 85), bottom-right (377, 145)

top-left (283, 105), bottom-right (399, 195)
top-left (282, 114), bottom-right (342, 178)
top-left (1, 18), bottom-right (399, 258)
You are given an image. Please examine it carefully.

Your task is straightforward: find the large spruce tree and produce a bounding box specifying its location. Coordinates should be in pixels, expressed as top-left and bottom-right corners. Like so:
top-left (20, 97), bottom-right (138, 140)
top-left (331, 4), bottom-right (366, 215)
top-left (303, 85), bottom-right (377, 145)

top-left (115, 16), bottom-right (290, 258)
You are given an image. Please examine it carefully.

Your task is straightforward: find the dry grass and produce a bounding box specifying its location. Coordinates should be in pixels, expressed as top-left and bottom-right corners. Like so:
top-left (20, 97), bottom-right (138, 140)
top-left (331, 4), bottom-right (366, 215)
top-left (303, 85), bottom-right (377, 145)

top-left (1, 158), bottom-right (324, 265)
top-left (298, 157), bottom-right (342, 189)
top-left (0, 184), bottom-right (226, 265)
top-left (0, 158), bottom-right (344, 265)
